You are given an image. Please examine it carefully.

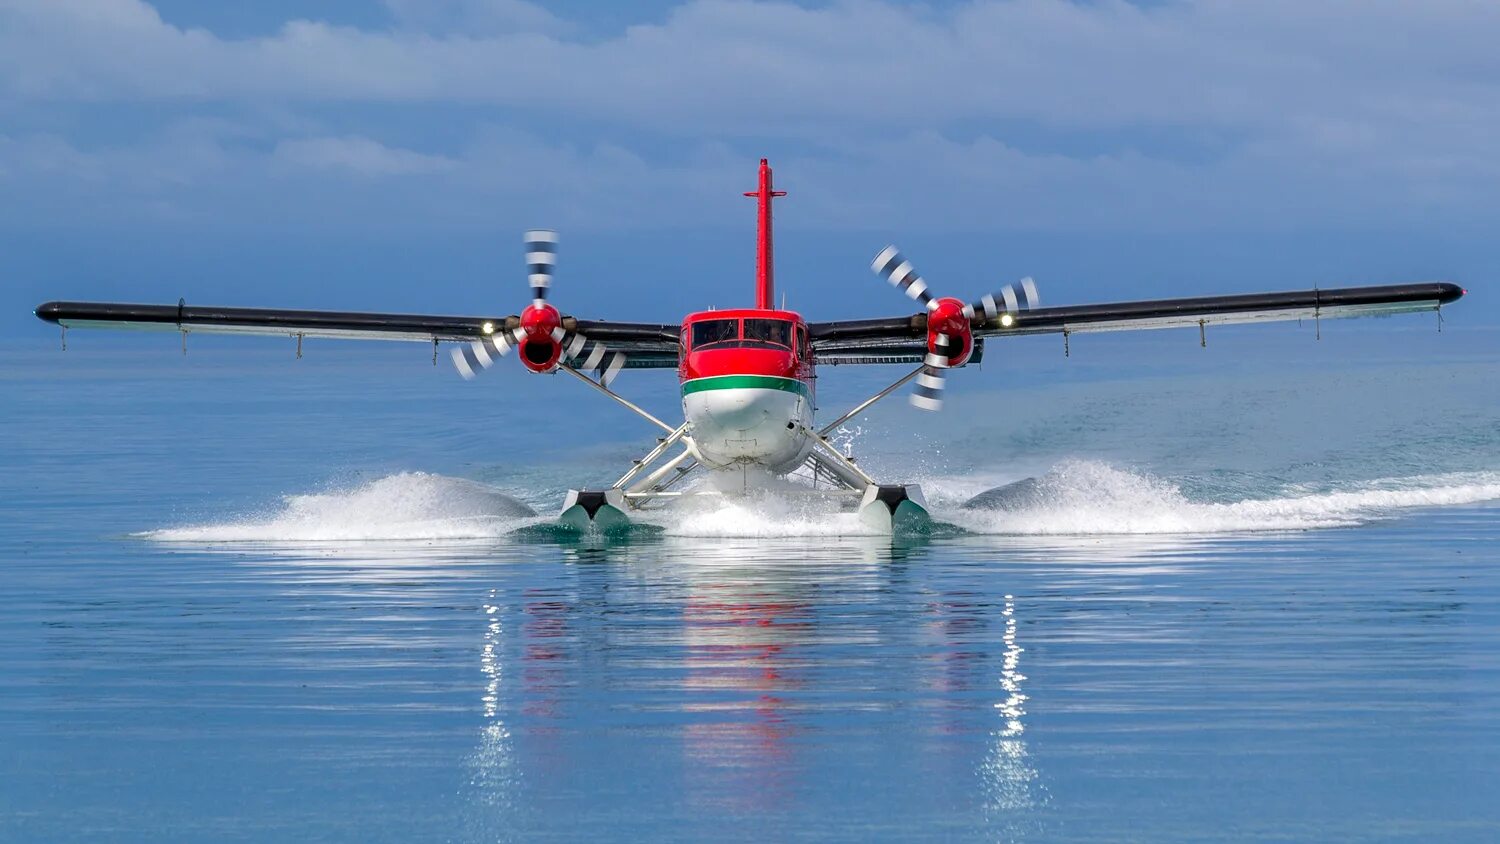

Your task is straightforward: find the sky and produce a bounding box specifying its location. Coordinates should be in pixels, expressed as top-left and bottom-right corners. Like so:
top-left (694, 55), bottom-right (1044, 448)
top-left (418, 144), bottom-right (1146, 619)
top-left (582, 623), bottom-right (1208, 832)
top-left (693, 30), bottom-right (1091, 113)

top-left (2, 0), bottom-right (1497, 333)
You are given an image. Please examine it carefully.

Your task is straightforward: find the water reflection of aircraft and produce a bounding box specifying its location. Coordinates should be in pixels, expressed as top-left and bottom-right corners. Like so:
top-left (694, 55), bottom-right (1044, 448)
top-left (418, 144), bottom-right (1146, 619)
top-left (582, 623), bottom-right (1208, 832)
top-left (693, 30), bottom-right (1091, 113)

top-left (182, 532), bottom-right (1051, 830)
top-left (484, 535), bottom-right (1050, 824)
top-left (628, 538), bottom-right (897, 812)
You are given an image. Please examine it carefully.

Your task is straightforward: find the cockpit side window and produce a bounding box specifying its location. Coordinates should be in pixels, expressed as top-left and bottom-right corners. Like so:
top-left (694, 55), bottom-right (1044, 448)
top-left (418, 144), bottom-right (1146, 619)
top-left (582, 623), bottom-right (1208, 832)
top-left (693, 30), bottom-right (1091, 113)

top-left (690, 318), bottom-right (740, 348)
top-left (743, 318), bottom-right (792, 348)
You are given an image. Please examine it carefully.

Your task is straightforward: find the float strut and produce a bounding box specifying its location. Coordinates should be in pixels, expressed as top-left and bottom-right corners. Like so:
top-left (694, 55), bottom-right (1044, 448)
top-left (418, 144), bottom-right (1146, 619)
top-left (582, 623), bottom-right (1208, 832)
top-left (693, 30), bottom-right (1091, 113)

top-left (560, 365), bottom-right (675, 434)
top-left (613, 422), bottom-right (691, 488)
top-left (60, 325), bottom-right (66, 351)
top-left (296, 333), bottom-right (304, 359)
top-left (1199, 319), bottom-right (1206, 348)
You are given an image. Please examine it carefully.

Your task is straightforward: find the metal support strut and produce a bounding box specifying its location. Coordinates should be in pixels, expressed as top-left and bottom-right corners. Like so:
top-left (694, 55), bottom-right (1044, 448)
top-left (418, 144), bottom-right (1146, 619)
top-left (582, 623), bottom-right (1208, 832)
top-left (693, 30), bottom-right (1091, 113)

top-left (613, 422), bottom-right (691, 489)
top-left (818, 364), bottom-right (925, 437)
top-left (627, 450), bottom-right (697, 495)
top-left (559, 365), bottom-right (675, 434)
top-left (801, 425), bottom-right (876, 489)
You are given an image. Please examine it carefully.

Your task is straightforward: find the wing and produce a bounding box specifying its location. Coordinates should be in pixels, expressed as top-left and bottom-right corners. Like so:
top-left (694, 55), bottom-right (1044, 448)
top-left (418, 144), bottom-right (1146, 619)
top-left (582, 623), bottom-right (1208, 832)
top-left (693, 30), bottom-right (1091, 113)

top-left (34, 300), bottom-right (682, 368)
top-left (808, 282), bottom-right (1464, 362)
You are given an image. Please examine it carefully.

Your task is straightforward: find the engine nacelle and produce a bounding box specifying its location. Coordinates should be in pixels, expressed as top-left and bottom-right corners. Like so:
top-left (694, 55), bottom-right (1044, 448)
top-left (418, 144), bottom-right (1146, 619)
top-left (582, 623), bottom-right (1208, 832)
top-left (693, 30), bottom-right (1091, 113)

top-left (925, 296), bottom-right (974, 368)
top-left (517, 302), bottom-right (566, 373)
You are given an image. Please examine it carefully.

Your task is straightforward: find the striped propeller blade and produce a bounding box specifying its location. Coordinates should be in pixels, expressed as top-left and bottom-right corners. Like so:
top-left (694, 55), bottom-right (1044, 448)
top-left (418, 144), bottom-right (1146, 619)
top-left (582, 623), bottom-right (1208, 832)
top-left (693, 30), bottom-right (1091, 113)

top-left (910, 332), bottom-right (953, 411)
top-left (563, 331), bottom-right (628, 388)
top-left (872, 245), bottom-right (936, 310)
top-left (970, 277), bottom-right (1040, 325)
top-left (910, 366), bottom-right (947, 411)
top-left (450, 331), bottom-right (516, 380)
top-left (524, 229), bottom-right (558, 304)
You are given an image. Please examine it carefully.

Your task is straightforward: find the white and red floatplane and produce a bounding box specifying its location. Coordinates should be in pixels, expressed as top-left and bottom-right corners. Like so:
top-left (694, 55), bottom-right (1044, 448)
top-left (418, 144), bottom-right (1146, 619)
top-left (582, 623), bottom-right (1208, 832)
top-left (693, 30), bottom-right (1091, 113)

top-left (35, 160), bottom-right (1465, 532)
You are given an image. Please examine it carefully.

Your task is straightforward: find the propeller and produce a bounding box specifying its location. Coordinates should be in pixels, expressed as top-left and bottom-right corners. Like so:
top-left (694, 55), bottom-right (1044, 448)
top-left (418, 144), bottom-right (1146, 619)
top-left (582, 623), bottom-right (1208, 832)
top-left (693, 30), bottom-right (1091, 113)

top-left (910, 332), bottom-right (952, 412)
top-left (451, 328), bottom-right (522, 380)
top-left (561, 329), bottom-right (628, 387)
top-left (451, 230), bottom-right (629, 386)
top-left (870, 245), bottom-right (1040, 411)
top-left (967, 276), bottom-right (1039, 327)
top-left (525, 229), bottom-right (557, 304)
top-left (872, 246), bottom-right (937, 310)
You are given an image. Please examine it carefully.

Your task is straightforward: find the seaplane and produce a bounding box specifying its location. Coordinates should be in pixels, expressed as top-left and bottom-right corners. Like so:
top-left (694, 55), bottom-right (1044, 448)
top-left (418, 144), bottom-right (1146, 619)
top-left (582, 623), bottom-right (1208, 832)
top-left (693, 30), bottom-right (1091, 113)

top-left (34, 159), bottom-right (1465, 532)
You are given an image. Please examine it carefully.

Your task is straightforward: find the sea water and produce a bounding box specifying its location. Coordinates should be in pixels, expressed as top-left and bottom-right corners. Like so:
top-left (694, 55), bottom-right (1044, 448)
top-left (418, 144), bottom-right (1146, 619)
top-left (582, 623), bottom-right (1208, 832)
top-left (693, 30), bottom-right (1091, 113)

top-left (2, 325), bottom-right (1498, 842)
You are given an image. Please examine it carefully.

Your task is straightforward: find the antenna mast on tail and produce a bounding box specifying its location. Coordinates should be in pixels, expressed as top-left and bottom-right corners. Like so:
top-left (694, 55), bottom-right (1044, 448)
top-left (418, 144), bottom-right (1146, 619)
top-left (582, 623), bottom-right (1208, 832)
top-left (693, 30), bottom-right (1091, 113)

top-left (745, 158), bottom-right (787, 310)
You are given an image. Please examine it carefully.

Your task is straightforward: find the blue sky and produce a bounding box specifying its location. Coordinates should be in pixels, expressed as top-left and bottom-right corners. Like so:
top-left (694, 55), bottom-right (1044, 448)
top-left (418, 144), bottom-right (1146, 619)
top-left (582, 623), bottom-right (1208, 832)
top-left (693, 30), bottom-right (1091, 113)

top-left (3, 0), bottom-right (1496, 332)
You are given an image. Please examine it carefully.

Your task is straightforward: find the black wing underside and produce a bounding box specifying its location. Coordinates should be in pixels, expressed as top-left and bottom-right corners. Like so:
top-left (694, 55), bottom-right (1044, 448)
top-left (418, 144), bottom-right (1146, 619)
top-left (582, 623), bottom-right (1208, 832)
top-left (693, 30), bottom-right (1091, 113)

top-left (33, 301), bottom-right (682, 368)
top-left (33, 281), bottom-right (1464, 370)
top-left (808, 282), bottom-right (1464, 363)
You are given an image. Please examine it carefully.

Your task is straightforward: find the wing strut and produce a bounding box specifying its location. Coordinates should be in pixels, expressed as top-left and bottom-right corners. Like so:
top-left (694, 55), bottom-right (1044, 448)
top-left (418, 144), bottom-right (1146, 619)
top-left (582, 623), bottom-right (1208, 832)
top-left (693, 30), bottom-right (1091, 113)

top-left (558, 365), bottom-right (675, 434)
top-left (819, 364), bottom-right (927, 436)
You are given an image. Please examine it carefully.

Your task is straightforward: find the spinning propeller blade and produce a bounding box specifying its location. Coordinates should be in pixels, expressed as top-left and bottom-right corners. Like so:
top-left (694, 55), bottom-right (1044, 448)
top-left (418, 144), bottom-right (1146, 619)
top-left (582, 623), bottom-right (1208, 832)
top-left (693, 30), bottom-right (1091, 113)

top-left (910, 332), bottom-right (953, 411)
top-left (968, 277), bottom-right (1040, 325)
top-left (562, 331), bottom-right (628, 388)
top-left (872, 246), bottom-right (936, 310)
top-left (451, 328), bottom-right (522, 380)
top-left (525, 229), bottom-right (558, 303)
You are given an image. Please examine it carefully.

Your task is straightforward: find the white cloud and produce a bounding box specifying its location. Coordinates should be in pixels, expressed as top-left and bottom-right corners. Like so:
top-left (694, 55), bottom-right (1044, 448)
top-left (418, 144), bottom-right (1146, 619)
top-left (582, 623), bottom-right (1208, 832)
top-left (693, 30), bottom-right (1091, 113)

top-left (1, 0), bottom-right (1498, 232)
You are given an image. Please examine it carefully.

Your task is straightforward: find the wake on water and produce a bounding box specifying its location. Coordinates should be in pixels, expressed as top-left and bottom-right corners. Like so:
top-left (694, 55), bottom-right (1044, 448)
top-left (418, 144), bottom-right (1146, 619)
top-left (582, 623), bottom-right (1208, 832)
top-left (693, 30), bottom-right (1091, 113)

top-left (139, 461), bottom-right (1500, 543)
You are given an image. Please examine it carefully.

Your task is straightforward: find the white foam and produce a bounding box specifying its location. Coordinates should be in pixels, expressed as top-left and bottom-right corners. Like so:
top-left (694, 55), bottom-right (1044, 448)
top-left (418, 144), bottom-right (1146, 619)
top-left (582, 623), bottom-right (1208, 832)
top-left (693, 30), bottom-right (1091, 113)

top-left (142, 472), bottom-right (538, 542)
top-left (954, 460), bottom-right (1500, 536)
top-left (644, 490), bottom-right (887, 538)
top-left (139, 462), bottom-right (1500, 544)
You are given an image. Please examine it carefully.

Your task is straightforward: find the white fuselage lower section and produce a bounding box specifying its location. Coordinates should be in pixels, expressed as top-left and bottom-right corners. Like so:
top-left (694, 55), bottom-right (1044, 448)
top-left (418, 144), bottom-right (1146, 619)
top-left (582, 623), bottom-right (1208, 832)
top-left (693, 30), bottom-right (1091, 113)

top-left (682, 379), bottom-right (814, 474)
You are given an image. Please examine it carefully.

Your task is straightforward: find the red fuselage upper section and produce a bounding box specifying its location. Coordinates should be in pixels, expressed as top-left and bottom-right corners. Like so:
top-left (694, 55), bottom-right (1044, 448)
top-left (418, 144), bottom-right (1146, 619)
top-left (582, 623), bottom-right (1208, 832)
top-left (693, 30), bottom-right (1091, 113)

top-left (679, 308), bottom-right (812, 385)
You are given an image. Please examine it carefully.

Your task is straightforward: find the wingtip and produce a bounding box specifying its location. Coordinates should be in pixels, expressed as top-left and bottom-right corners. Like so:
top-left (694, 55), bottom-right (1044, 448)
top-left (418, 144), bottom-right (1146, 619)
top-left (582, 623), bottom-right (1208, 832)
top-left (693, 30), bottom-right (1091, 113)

top-left (1438, 282), bottom-right (1465, 304)
top-left (34, 301), bottom-right (63, 323)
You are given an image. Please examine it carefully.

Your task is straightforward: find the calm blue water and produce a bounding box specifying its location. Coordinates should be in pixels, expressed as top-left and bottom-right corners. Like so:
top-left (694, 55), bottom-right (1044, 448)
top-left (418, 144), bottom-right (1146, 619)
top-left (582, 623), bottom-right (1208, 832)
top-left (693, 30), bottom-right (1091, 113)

top-left (3, 326), bottom-right (1499, 842)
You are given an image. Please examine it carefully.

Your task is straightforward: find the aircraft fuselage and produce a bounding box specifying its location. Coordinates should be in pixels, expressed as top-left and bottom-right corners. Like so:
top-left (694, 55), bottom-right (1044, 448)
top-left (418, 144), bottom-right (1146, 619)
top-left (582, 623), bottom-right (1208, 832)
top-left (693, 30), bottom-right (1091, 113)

top-left (679, 307), bottom-right (815, 473)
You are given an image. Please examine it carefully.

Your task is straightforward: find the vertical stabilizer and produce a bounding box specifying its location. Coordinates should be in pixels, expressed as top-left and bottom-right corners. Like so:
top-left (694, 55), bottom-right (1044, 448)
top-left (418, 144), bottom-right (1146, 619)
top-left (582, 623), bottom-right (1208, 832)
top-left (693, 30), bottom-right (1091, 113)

top-left (744, 158), bottom-right (787, 310)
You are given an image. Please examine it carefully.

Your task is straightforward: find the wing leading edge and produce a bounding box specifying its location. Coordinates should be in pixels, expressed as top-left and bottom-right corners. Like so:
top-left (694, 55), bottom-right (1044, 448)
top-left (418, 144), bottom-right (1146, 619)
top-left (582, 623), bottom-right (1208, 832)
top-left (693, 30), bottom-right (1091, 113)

top-left (808, 282), bottom-right (1464, 358)
top-left (33, 301), bottom-right (682, 367)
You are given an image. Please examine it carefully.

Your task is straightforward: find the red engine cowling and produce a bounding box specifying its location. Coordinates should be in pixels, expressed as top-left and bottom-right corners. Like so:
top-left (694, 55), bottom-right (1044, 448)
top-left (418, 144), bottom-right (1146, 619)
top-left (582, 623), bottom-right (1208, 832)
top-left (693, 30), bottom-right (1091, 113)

top-left (517, 302), bottom-right (565, 373)
top-left (925, 297), bottom-right (973, 367)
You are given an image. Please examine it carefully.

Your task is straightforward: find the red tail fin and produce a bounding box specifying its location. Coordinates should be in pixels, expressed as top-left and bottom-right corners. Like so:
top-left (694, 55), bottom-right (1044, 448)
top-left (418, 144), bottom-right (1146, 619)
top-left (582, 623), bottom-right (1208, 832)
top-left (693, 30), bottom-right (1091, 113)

top-left (744, 158), bottom-right (787, 310)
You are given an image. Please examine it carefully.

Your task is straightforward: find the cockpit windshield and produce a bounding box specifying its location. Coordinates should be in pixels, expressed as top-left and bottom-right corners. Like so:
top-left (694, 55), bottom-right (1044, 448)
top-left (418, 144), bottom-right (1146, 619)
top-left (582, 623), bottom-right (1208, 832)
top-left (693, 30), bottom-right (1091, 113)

top-left (688, 317), bottom-right (798, 352)
top-left (690, 318), bottom-right (739, 349)
top-left (743, 319), bottom-right (792, 348)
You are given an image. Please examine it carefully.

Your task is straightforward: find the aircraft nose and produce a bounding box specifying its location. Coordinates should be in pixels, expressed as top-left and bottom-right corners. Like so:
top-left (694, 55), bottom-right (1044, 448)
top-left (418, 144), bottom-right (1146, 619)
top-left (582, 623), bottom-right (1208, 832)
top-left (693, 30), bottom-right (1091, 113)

top-left (706, 390), bottom-right (776, 430)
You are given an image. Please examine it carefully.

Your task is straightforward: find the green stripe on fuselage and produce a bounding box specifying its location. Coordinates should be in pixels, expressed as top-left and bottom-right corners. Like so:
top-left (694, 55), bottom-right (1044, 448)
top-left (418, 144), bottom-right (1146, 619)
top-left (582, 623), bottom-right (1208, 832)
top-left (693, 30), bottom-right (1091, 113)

top-left (681, 375), bottom-right (810, 396)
